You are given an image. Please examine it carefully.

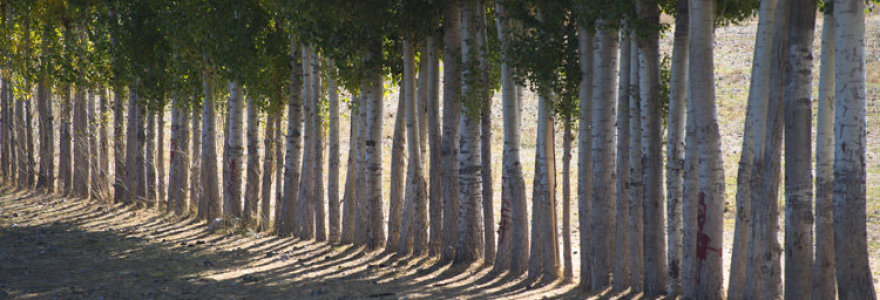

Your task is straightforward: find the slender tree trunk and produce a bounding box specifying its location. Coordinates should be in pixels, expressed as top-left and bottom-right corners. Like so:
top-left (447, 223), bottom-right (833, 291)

top-left (113, 88), bottom-right (126, 203)
top-left (562, 118), bottom-right (574, 281)
top-left (666, 1), bottom-right (688, 296)
top-left (312, 54), bottom-right (326, 241)
top-left (783, 1), bottom-right (817, 298)
top-left (279, 38), bottom-right (303, 236)
top-left (355, 84), bottom-right (369, 246)
top-left (832, 0), bottom-right (875, 298)
top-left (365, 52), bottom-right (386, 249)
top-left (99, 89), bottom-right (110, 202)
top-left (341, 102), bottom-right (359, 243)
top-left (689, 0), bottom-right (725, 297)
top-left (398, 40), bottom-right (428, 254)
top-left (576, 26), bottom-right (594, 287)
top-left (190, 99), bottom-right (202, 216)
top-left (528, 94), bottom-right (559, 281)
top-left (36, 78), bottom-right (53, 192)
top-left (243, 95), bottom-right (261, 229)
top-left (25, 94), bottom-right (35, 188)
top-left (495, 0), bottom-right (528, 273)
top-left (146, 110), bottom-right (157, 205)
top-left (327, 59), bottom-right (341, 243)
top-left (59, 84), bottom-right (72, 194)
top-left (296, 47), bottom-right (315, 239)
top-left (628, 35), bottom-right (645, 292)
top-left (1, 74), bottom-right (11, 182)
top-left (614, 31), bottom-right (632, 291)
top-left (168, 96), bottom-right (190, 215)
top-left (456, 1), bottom-right (484, 264)
top-left (728, 1), bottom-right (777, 297)
top-left (157, 106), bottom-right (166, 206)
top-left (15, 97), bottom-right (25, 188)
top-left (745, 0), bottom-right (788, 297)
top-left (274, 110), bottom-right (284, 229)
top-left (73, 86), bottom-right (90, 198)
top-left (89, 91), bottom-right (104, 201)
top-left (636, 1), bottom-right (668, 294)
top-left (200, 78), bottom-right (222, 222)
top-left (477, 0), bottom-right (495, 264)
top-left (388, 78), bottom-right (408, 248)
top-left (426, 36), bottom-right (444, 256)
top-left (441, 0), bottom-right (463, 262)
top-left (681, 74), bottom-right (700, 299)
top-left (260, 111), bottom-right (277, 231)
top-left (812, 6), bottom-right (836, 299)
top-left (224, 81), bottom-right (245, 219)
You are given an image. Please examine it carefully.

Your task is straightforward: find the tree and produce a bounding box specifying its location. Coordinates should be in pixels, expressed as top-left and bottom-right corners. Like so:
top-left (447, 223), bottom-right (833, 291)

top-left (494, 0), bottom-right (528, 274)
top-left (832, 0), bottom-right (875, 298)
top-left (327, 59), bottom-right (340, 243)
top-left (440, 0), bottom-right (462, 262)
top-left (665, 0), bottom-right (688, 295)
top-left (783, 0), bottom-right (816, 297)
top-left (388, 77), bottom-right (408, 248)
top-left (591, 22), bottom-right (619, 290)
top-left (223, 80), bottom-right (245, 219)
top-left (812, 2), bottom-right (836, 298)
top-left (73, 85), bottom-right (90, 198)
top-left (614, 29), bottom-right (632, 291)
top-left (199, 77), bottom-right (221, 222)
top-left (628, 30), bottom-right (645, 293)
top-left (58, 84), bottom-right (72, 193)
top-left (260, 108), bottom-right (277, 231)
top-left (278, 37), bottom-right (303, 237)
top-left (168, 95), bottom-right (190, 215)
top-left (243, 93), bottom-right (261, 228)
top-left (688, 0), bottom-right (725, 296)
top-left (576, 23), bottom-right (593, 288)
top-left (190, 99), bottom-right (202, 216)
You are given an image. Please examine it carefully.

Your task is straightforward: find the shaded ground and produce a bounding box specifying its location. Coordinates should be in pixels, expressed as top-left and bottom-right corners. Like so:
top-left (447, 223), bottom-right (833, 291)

top-left (0, 184), bottom-right (619, 299)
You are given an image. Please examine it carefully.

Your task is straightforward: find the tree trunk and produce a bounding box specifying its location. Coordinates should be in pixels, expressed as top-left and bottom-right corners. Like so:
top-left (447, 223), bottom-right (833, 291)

top-left (495, 0), bottom-right (528, 274)
top-left (190, 99), bottom-right (202, 216)
top-left (441, 0), bottom-right (462, 262)
top-left (341, 101), bottom-right (359, 243)
top-left (783, 0), bottom-right (817, 298)
top-left (279, 38), bottom-right (303, 236)
top-left (59, 84), bottom-right (72, 194)
top-left (628, 34), bottom-right (645, 292)
top-left (200, 78), bottom-right (222, 222)
top-left (477, 0), bottom-right (495, 264)
top-left (832, 0), bottom-right (875, 298)
top-left (223, 80), bottom-right (245, 219)
top-left (562, 118), bottom-right (574, 281)
top-left (456, 1), bottom-right (484, 263)
top-left (157, 106), bottom-right (166, 206)
top-left (681, 73), bottom-right (700, 299)
top-left (528, 94), bottom-right (559, 281)
top-left (168, 96), bottom-right (190, 215)
top-left (243, 94), bottom-right (261, 229)
top-left (591, 25), bottom-right (619, 290)
top-left (576, 26), bottom-right (594, 286)
top-left (0, 74), bottom-right (7, 181)
top-left (99, 89), bottom-right (110, 202)
top-left (36, 78), bottom-right (53, 192)
top-left (365, 53), bottom-right (386, 249)
top-left (388, 77), bottom-right (408, 248)
top-left (745, 0), bottom-right (787, 297)
top-left (260, 111), bottom-right (277, 231)
top-left (295, 47), bottom-right (315, 239)
top-left (274, 110), bottom-right (284, 229)
top-left (146, 110), bottom-right (157, 205)
top-left (666, 1), bottom-right (688, 295)
top-left (614, 30), bottom-right (632, 291)
top-left (812, 6), bottom-right (836, 299)
top-left (327, 59), bottom-right (341, 243)
top-left (355, 84), bottom-right (369, 246)
top-left (398, 40), bottom-right (428, 254)
top-left (25, 94), bottom-right (35, 188)
top-left (15, 96), bottom-right (25, 187)
top-left (312, 54), bottom-right (326, 241)
top-left (73, 86), bottom-right (90, 198)
top-left (426, 36), bottom-right (443, 256)
top-left (113, 87), bottom-right (126, 203)
top-left (637, 1), bottom-right (668, 294)
top-left (728, 1), bottom-right (777, 297)
top-left (689, 0), bottom-right (725, 297)
top-left (126, 91), bottom-right (146, 205)
top-left (89, 91), bottom-right (105, 201)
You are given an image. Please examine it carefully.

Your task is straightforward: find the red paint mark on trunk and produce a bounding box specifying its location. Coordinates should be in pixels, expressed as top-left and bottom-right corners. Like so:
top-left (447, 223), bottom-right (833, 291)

top-left (696, 191), bottom-right (721, 284)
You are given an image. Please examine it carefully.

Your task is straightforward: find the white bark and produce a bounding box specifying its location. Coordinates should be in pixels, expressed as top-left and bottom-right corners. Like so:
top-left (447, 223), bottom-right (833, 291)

top-left (576, 26), bottom-right (594, 286)
top-left (614, 31), bottom-right (632, 291)
top-left (146, 109), bottom-right (157, 205)
top-left (200, 78), bottom-right (222, 222)
top-left (628, 35), bottom-right (645, 292)
top-left (89, 91), bottom-right (105, 201)
top-left (59, 84), bottom-right (72, 193)
top-left (388, 77), bottom-right (408, 248)
top-left (365, 59), bottom-right (386, 249)
top-left (73, 86), bottom-right (90, 198)
top-left (440, 1), bottom-right (462, 262)
top-left (243, 94), bottom-right (261, 228)
top-left (812, 6), bottom-right (836, 299)
top-left (168, 96), bottom-right (190, 215)
top-left (398, 41), bottom-right (428, 254)
top-left (296, 47), bottom-right (315, 239)
top-left (279, 39), bottom-right (303, 236)
top-left (223, 80), bottom-right (245, 218)
top-left (783, 1), bottom-right (816, 298)
top-left (312, 54), bottom-right (326, 241)
top-left (832, 0), bottom-right (875, 298)
top-left (190, 99), bottom-right (202, 216)
top-left (689, 0), bottom-right (725, 297)
top-left (425, 37), bottom-right (443, 256)
top-left (666, 1), bottom-right (688, 295)
top-left (328, 59), bottom-right (341, 243)
top-left (260, 111), bottom-right (277, 231)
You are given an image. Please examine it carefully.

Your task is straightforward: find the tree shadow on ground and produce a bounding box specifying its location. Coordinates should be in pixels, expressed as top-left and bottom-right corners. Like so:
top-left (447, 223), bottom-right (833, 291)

top-left (0, 184), bottom-right (606, 299)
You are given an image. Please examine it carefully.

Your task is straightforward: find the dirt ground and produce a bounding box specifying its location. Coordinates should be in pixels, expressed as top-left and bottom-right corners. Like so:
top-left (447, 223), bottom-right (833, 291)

top-left (0, 184), bottom-right (616, 300)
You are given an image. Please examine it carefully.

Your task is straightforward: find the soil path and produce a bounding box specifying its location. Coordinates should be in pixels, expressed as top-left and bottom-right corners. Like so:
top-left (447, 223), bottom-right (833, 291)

top-left (0, 185), bottom-right (594, 299)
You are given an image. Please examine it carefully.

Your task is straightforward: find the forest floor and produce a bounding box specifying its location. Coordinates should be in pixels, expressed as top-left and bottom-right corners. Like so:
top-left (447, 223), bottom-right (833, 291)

top-left (0, 184), bottom-right (601, 299)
